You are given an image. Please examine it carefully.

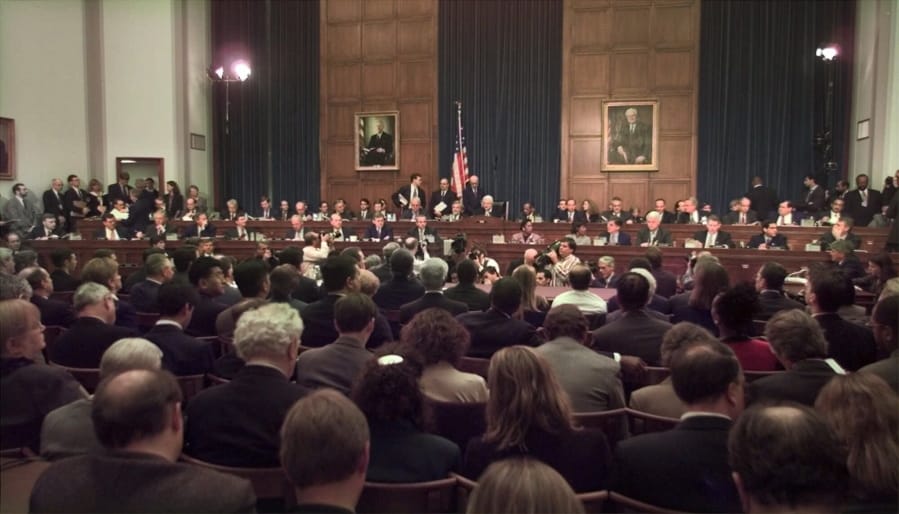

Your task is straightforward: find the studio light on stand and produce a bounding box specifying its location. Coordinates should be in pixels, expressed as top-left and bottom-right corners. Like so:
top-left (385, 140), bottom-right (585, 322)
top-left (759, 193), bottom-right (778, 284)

top-left (207, 60), bottom-right (252, 136)
top-left (815, 44), bottom-right (840, 187)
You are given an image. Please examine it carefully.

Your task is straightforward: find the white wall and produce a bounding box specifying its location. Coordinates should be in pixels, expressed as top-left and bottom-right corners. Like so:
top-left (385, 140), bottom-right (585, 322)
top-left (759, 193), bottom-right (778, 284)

top-left (0, 0), bottom-right (89, 197)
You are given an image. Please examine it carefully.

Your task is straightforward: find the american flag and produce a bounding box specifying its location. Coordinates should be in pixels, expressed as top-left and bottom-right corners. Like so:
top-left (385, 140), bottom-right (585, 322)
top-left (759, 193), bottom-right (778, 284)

top-left (451, 101), bottom-right (469, 195)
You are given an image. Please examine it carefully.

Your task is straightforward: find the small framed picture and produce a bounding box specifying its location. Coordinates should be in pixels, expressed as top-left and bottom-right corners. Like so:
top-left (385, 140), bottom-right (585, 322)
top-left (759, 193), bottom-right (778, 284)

top-left (190, 133), bottom-right (206, 151)
top-left (856, 119), bottom-right (870, 141)
top-left (0, 117), bottom-right (15, 180)
top-left (602, 100), bottom-right (659, 172)
top-left (355, 111), bottom-right (399, 171)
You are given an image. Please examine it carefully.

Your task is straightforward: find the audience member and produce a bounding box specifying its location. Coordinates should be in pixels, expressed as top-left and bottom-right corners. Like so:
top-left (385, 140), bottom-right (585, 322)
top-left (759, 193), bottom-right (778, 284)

top-left (605, 266), bottom-right (670, 321)
top-left (466, 458), bottom-right (584, 514)
top-left (644, 246), bottom-right (676, 297)
top-left (185, 256), bottom-right (229, 337)
top-left (143, 283), bottom-right (214, 376)
top-left (26, 267), bottom-right (74, 327)
top-left (853, 252), bottom-right (897, 296)
top-left (49, 248), bottom-right (81, 291)
top-left (280, 390), bottom-right (369, 513)
top-left (1, 299), bottom-right (85, 451)
top-left (269, 264), bottom-right (306, 313)
top-left (590, 255), bottom-right (619, 288)
top-left (215, 259), bottom-right (271, 342)
top-left (462, 346), bottom-right (611, 493)
top-left (278, 246), bottom-right (323, 303)
top-left (712, 284), bottom-right (779, 371)
top-left (457, 278), bottom-right (540, 357)
top-left (445, 259), bottom-right (490, 311)
top-left (749, 309), bottom-right (843, 405)
top-left (614, 342), bottom-right (744, 512)
top-left (49, 282), bottom-right (137, 367)
top-left (858, 294), bottom-right (899, 392)
top-left (535, 305), bottom-right (624, 413)
top-left (728, 404), bottom-right (849, 514)
top-left (753, 262), bottom-right (804, 320)
top-left (121, 246), bottom-right (166, 293)
top-left (543, 264), bottom-right (608, 315)
top-left (300, 255), bottom-right (362, 347)
top-left (510, 264), bottom-right (550, 327)
top-left (670, 259), bottom-right (729, 334)
top-left (40, 337), bottom-right (162, 460)
top-left (129, 253), bottom-right (173, 312)
top-left (30, 369), bottom-right (256, 512)
top-left (80, 256), bottom-right (138, 330)
top-left (296, 293), bottom-right (376, 394)
top-left (827, 239), bottom-right (865, 281)
top-left (373, 249), bottom-right (425, 310)
top-left (592, 272), bottom-right (672, 365)
top-left (399, 258), bottom-right (467, 323)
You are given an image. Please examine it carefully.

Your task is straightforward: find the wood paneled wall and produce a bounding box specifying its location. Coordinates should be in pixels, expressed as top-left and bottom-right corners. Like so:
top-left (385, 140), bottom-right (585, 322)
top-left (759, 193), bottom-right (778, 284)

top-left (320, 0), bottom-right (438, 205)
top-left (560, 0), bottom-right (700, 211)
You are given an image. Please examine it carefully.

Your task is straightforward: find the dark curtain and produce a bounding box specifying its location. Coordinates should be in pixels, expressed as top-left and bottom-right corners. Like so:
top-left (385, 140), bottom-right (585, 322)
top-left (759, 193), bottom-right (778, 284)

top-left (697, 0), bottom-right (854, 215)
top-left (211, 0), bottom-right (319, 215)
top-left (439, 0), bottom-right (562, 219)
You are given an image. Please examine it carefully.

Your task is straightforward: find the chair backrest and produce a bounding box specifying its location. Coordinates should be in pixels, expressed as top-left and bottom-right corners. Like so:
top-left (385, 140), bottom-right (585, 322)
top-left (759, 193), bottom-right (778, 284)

top-left (195, 335), bottom-right (225, 359)
top-left (751, 319), bottom-right (767, 337)
top-left (451, 473), bottom-right (477, 513)
top-left (744, 369), bottom-right (785, 383)
top-left (50, 363), bottom-right (101, 393)
top-left (357, 477), bottom-right (458, 514)
top-left (424, 398), bottom-right (487, 450)
top-left (206, 373), bottom-right (231, 386)
top-left (458, 356), bottom-right (489, 378)
top-left (454, 474), bottom-right (608, 514)
top-left (176, 374), bottom-right (207, 403)
top-left (625, 408), bottom-right (680, 436)
top-left (136, 312), bottom-right (161, 333)
top-left (578, 489), bottom-right (610, 514)
top-left (179, 454), bottom-right (295, 507)
top-left (42, 325), bottom-right (67, 357)
top-left (608, 491), bottom-right (683, 513)
top-left (573, 408), bottom-right (628, 447)
top-left (1, 452), bottom-right (52, 514)
top-left (585, 312), bottom-right (606, 330)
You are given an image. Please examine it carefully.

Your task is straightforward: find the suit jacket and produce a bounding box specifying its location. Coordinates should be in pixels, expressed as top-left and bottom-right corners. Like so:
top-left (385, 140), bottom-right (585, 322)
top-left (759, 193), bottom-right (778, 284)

top-left (843, 188), bottom-right (883, 227)
top-left (802, 185), bottom-right (826, 213)
top-left (669, 294), bottom-right (717, 335)
top-left (291, 276), bottom-right (323, 304)
top-left (813, 313), bottom-right (878, 371)
top-left (692, 229), bottom-right (734, 248)
top-left (283, 227), bottom-right (307, 241)
top-left (444, 283), bottom-right (491, 312)
top-left (635, 227), bottom-right (673, 246)
top-left (129, 279), bottom-right (162, 313)
top-left (50, 269), bottom-right (81, 292)
top-left (747, 233), bottom-right (789, 249)
top-left (144, 323), bottom-right (215, 376)
top-left (373, 276), bottom-right (426, 311)
top-left (405, 226), bottom-right (441, 247)
top-left (628, 378), bottom-right (687, 419)
top-left (124, 192), bottom-right (154, 231)
top-left (31, 295), bottom-right (74, 327)
top-left (363, 224), bottom-right (394, 241)
top-left (836, 254), bottom-right (866, 281)
top-left (429, 190), bottom-right (457, 217)
top-left (534, 337), bottom-right (624, 413)
top-left (163, 193), bottom-right (183, 218)
top-left (367, 419), bottom-right (460, 483)
top-left (392, 184), bottom-right (427, 210)
top-left (29, 450), bottom-right (256, 512)
top-left (295, 335), bottom-right (373, 395)
top-left (600, 210), bottom-right (632, 224)
top-left (756, 290), bottom-right (804, 320)
top-left (559, 210), bottom-right (587, 225)
top-left (591, 310), bottom-right (673, 365)
top-left (612, 416), bottom-right (741, 513)
top-left (186, 294), bottom-right (228, 337)
top-left (722, 210), bottom-right (758, 225)
top-left (651, 268), bottom-right (678, 298)
top-left (457, 309), bottom-right (541, 358)
top-left (2, 196), bottom-right (38, 232)
top-left (93, 226), bottom-right (132, 240)
top-left (745, 184), bottom-right (779, 218)
top-left (676, 211), bottom-right (703, 224)
top-left (599, 231), bottom-right (631, 246)
top-left (606, 295), bottom-right (671, 316)
top-left (185, 365), bottom-right (307, 468)
top-left (224, 227), bottom-right (255, 241)
top-left (819, 231), bottom-right (862, 251)
top-left (63, 188), bottom-right (89, 220)
top-left (181, 223), bottom-right (216, 239)
top-left (115, 299), bottom-right (139, 331)
top-left (399, 291), bottom-right (469, 324)
top-left (462, 186), bottom-right (486, 215)
top-left (356, 209), bottom-right (372, 221)
top-left (49, 317), bottom-right (137, 368)
top-left (300, 294), bottom-right (392, 349)
top-left (749, 359), bottom-right (839, 406)
top-left (591, 273), bottom-right (621, 289)
top-left (472, 206), bottom-right (503, 218)
top-left (654, 210), bottom-right (676, 224)
top-left (106, 182), bottom-right (133, 204)
top-left (42, 189), bottom-right (66, 220)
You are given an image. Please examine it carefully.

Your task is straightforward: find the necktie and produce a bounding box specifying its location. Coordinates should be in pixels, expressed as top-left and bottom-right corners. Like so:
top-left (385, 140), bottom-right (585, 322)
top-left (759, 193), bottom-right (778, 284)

top-left (109, 229), bottom-right (117, 241)
top-left (777, 216), bottom-right (783, 225)
top-left (377, 228), bottom-right (381, 239)
top-left (861, 190), bottom-right (868, 207)
top-left (630, 124), bottom-right (635, 134)
top-left (568, 212), bottom-right (574, 222)
top-left (158, 227), bottom-right (164, 235)
top-left (706, 234), bottom-right (715, 247)
top-left (121, 184), bottom-right (126, 197)
top-left (765, 236), bottom-right (771, 245)
top-left (611, 233), bottom-right (617, 244)
top-left (419, 230), bottom-right (425, 242)
top-left (649, 233), bottom-right (656, 246)
top-left (740, 213), bottom-right (746, 224)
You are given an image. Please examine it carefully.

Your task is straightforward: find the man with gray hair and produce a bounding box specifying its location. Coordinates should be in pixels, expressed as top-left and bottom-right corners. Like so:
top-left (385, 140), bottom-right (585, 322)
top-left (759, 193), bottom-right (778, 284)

top-left (129, 253), bottom-right (174, 312)
top-left (185, 302), bottom-right (308, 467)
top-left (0, 271), bottom-right (31, 299)
top-left (40, 338), bottom-right (163, 460)
top-left (748, 309), bottom-right (843, 406)
top-left (399, 257), bottom-right (468, 323)
top-left (50, 282), bottom-right (137, 368)
top-left (591, 255), bottom-right (619, 288)
top-left (370, 241), bottom-right (400, 284)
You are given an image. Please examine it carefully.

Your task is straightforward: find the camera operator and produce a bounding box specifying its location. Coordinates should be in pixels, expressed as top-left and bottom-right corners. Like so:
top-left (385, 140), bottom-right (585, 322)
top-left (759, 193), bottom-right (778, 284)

top-left (548, 237), bottom-right (581, 286)
top-left (469, 247), bottom-right (499, 275)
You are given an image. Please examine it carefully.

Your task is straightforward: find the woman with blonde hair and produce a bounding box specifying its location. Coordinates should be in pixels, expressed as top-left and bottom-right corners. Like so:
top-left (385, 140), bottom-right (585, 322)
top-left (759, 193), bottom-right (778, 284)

top-left (467, 458), bottom-right (584, 514)
top-left (510, 265), bottom-right (549, 327)
top-left (462, 346), bottom-right (611, 492)
top-left (815, 373), bottom-right (899, 510)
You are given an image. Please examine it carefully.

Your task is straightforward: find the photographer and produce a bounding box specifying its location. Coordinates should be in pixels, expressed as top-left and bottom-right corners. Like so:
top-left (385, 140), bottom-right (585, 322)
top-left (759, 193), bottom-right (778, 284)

top-left (548, 237), bottom-right (581, 287)
top-left (469, 247), bottom-right (499, 275)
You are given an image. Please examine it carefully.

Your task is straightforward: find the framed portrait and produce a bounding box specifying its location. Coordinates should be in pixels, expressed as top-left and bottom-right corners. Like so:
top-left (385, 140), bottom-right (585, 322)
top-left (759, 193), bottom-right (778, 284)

top-left (602, 100), bottom-right (659, 172)
top-left (355, 111), bottom-right (399, 171)
top-left (0, 117), bottom-right (15, 180)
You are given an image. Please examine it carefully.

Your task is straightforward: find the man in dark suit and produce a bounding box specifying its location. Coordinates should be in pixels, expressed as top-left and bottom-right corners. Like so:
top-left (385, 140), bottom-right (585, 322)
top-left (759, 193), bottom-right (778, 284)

top-left (296, 293), bottom-right (376, 395)
top-left (805, 265), bottom-right (877, 371)
top-left (180, 212), bottom-right (216, 239)
top-left (826, 240), bottom-right (866, 281)
top-left (692, 215), bottom-right (734, 248)
top-left (818, 216), bottom-right (862, 251)
top-left (106, 171), bottom-right (133, 204)
top-left (636, 212), bottom-right (673, 246)
top-left (62, 175), bottom-right (90, 229)
top-left (392, 173), bottom-right (427, 211)
top-left (559, 198), bottom-right (587, 224)
top-left (613, 341), bottom-right (743, 513)
top-left (472, 195), bottom-right (503, 218)
top-left (94, 213), bottom-right (134, 240)
top-left (364, 119), bottom-right (394, 165)
top-left (748, 309), bottom-right (842, 406)
top-left (26, 268), bottom-right (74, 327)
top-left (444, 259), bottom-right (491, 311)
top-left (600, 219), bottom-right (631, 246)
top-left (843, 173), bottom-right (882, 227)
top-left (775, 200), bottom-right (803, 226)
top-left (129, 253), bottom-right (174, 313)
top-left (224, 214), bottom-right (254, 241)
top-left (800, 174), bottom-right (826, 214)
top-left (723, 197), bottom-right (759, 225)
top-left (429, 178), bottom-right (457, 218)
top-left (363, 214), bottom-right (394, 241)
top-left (600, 197), bottom-right (633, 224)
top-left (186, 302), bottom-right (308, 468)
top-left (49, 282), bottom-right (138, 368)
top-left (461, 175), bottom-right (486, 215)
top-left (405, 215), bottom-right (441, 251)
top-left (276, 247), bottom-right (323, 304)
top-left (608, 107), bottom-right (652, 164)
top-left (30, 368), bottom-right (256, 512)
top-left (590, 256), bottom-right (620, 289)
top-left (301, 255), bottom-right (361, 348)
top-left (185, 257), bottom-right (229, 337)
top-left (144, 283), bottom-right (215, 376)
top-left (754, 262), bottom-right (804, 321)
top-left (284, 215), bottom-right (307, 241)
top-left (592, 272), bottom-right (673, 366)
top-left (123, 180), bottom-right (154, 233)
top-left (745, 176), bottom-right (779, 219)
top-left (29, 213), bottom-right (66, 240)
top-left (326, 213), bottom-right (353, 241)
top-left (356, 198), bottom-right (373, 221)
top-left (457, 278), bottom-right (541, 358)
top-left (644, 247), bottom-right (677, 298)
top-left (651, 198), bottom-right (676, 224)
top-left (399, 258), bottom-right (468, 323)
top-left (41, 178), bottom-right (67, 228)
top-left (49, 248), bottom-right (81, 292)
top-left (372, 249), bottom-right (425, 312)
top-left (747, 220), bottom-right (789, 249)
top-left (146, 211), bottom-right (175, 239)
